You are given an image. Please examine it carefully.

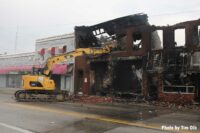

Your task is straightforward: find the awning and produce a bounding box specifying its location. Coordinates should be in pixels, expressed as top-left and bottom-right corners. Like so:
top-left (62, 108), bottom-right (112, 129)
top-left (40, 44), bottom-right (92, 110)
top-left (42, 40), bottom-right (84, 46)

top-left (38, 48), bottom-right (45, 55)
top-left (51, 64), bottom-right (67, 75)
top-left (0, 65), bottom-right (41, 74)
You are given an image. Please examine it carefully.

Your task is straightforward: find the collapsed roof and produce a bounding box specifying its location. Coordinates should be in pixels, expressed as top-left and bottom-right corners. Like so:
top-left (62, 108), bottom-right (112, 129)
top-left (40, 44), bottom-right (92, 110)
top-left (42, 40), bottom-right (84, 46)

top-left (75, 13), bottom-right (149, 48)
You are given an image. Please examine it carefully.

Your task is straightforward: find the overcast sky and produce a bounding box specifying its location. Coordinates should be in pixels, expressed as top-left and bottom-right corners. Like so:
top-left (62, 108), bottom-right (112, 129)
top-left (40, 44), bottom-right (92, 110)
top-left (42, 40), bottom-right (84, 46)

top-left (0, 0), bottom-right (199, 54)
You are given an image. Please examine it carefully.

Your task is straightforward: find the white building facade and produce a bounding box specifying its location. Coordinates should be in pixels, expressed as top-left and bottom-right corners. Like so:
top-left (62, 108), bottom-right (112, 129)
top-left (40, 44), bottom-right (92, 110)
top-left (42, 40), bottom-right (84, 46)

top-left (0, 33), bottom-right (76, 94)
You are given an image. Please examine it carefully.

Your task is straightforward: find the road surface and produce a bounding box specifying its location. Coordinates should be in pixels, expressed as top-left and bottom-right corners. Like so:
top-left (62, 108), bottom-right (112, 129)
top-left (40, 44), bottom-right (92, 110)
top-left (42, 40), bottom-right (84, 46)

top-left (0, 88), bottom-right (199, 133)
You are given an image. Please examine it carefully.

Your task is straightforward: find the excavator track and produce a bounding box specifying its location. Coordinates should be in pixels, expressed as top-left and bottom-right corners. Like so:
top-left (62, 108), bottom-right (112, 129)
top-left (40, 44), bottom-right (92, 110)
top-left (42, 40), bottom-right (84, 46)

top-left (15, 90), bottom-right (67, 102)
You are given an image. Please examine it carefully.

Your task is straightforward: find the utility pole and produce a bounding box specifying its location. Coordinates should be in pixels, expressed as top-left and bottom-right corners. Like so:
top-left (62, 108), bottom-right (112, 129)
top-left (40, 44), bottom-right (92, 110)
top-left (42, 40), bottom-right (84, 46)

top-left (14, 26), bottom-right (19, 54)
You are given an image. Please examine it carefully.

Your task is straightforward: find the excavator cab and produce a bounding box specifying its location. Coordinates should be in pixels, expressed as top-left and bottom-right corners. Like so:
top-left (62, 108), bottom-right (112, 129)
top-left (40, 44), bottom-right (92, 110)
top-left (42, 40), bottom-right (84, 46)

top-left (21, 66), bottom-right (55, 91)
top-left (22, 75), bottom-right (55, 91)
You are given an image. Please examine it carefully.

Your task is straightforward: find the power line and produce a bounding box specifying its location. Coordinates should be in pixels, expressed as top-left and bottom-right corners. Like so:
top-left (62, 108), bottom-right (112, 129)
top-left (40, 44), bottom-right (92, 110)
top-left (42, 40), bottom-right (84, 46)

top-left (14, 26), bottom-right (19, 54)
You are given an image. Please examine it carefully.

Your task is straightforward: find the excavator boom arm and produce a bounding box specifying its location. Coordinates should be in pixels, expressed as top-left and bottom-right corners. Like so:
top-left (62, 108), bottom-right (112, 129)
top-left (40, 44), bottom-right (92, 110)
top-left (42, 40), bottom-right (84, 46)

top-left (42, 43), bottom-right (115, 75)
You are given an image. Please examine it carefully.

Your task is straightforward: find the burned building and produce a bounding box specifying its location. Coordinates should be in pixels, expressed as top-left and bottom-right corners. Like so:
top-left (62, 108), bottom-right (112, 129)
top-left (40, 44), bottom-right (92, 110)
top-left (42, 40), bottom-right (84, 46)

top-left (73, 14), bottom-right (159, 97)
top-left (73, 14), bottom-right (200, 104)
top-left (146, 19), bottom-right (200, 103)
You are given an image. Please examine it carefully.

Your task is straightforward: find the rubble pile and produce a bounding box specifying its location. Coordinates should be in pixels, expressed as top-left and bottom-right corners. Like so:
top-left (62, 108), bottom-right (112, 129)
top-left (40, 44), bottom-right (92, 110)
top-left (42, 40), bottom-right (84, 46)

top-left (74, 96), bottom-right (113, 104)
top-left (71, 95), bottom-right (200, 112)
top-left (158, 90), bottom-right (195, 104)
top-left (147, 101), bottom-right (200, 111)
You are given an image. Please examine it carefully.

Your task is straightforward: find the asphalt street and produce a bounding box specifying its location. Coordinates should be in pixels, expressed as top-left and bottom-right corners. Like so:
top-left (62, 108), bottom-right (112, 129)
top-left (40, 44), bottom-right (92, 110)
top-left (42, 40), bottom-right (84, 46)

top-left (0, 88), bottom-right (199, 133)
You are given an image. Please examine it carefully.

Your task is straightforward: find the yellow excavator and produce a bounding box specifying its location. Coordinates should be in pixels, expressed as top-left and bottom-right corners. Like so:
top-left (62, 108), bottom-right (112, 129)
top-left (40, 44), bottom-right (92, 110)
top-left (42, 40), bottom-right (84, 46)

top-left (14, 44), bottom-right (115, 101)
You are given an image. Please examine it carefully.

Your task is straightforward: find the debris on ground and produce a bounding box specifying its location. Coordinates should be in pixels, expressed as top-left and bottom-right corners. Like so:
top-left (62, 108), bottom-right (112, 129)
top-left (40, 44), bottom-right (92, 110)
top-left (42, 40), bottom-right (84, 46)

top-left (73, 96), bottom-right (113, 104)
top-left (70, 95), bottom-right (200, 112)
top-left (146, 101), bottom-right (200, 112)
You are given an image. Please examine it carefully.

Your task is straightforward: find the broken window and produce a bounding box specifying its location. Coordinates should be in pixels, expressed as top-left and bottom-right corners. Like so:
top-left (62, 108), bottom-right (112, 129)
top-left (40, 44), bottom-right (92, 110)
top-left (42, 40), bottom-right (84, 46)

top-left (191, 25), bottom-right (200, 46)
top-left (93, 28), bottom-right (114, 45)
top-left (132, 32), bottom-right (142, 50)
top-left (175, 28), bottom-right (185, 47)
top-left (163, 86), bottom-right (195, 94)
top-left (191, 52), bottom-right (200, 67)
top-left (152, 30), bottom-right (163, 50)
top-left (163, 72), bottom-right (195, 94)
top-left (152, 53), bottom-right (163, 69)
